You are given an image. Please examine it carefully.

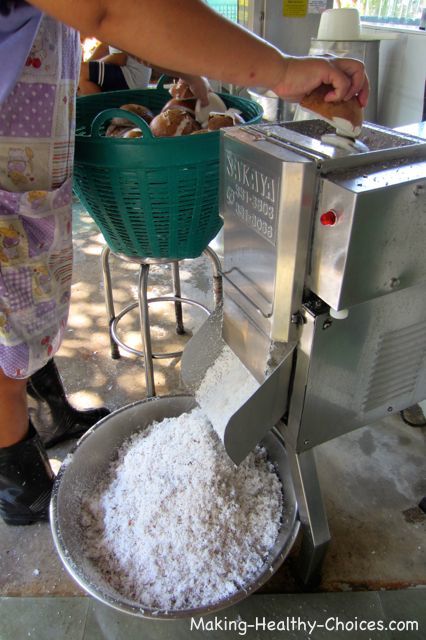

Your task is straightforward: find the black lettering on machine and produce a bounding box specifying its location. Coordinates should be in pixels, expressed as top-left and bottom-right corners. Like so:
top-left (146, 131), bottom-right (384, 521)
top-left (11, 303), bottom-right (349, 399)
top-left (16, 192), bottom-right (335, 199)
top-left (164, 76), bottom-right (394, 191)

top-left (224, 149), bottom-right (280, 246)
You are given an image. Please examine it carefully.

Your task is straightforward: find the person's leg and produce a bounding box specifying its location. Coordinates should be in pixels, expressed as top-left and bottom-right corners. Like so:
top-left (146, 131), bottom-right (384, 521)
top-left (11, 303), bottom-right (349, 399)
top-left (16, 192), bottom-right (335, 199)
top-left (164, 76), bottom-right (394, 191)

top-left (27, 359), bottom-right (110, 448)
top-left (78, 60), bottom-right (102, 96)
top-left (0, 368), bottom-right (54, 525)
top-left (0, 369), bottom-right (28, 447)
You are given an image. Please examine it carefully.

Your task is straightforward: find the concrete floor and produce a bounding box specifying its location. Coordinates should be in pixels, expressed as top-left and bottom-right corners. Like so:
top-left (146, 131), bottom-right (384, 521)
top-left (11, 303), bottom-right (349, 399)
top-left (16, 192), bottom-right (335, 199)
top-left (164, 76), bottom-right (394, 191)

top-left (0, 200), bottom-right (425, 603)
top-left (1, 591), bottom-right (426, 640)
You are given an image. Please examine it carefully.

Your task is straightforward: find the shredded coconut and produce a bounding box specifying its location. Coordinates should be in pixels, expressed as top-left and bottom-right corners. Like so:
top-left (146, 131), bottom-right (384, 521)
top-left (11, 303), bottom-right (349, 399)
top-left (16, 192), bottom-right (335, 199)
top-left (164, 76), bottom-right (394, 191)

top-left (195, 345), bottom-right (259, 440)
top-left (60, 453), bottom-right (73, 469)
top-left (81, 407), bottom-right (282, 611)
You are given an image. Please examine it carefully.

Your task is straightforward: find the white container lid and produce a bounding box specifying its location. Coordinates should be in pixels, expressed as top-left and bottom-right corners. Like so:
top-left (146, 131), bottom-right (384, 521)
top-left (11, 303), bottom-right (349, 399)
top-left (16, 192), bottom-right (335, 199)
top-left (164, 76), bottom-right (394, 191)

top-left (317, 8), bottom-right (361, 40)
top-left (316, 8), bottom-right (387, 41)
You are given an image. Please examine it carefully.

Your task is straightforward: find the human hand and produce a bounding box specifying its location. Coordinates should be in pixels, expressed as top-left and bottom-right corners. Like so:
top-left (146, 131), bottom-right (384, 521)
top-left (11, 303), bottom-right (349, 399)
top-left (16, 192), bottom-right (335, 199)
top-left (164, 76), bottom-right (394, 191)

top-left (273, 56), bottom-right (369, 107)
top-left (180, 74), bottom-right (212, 106)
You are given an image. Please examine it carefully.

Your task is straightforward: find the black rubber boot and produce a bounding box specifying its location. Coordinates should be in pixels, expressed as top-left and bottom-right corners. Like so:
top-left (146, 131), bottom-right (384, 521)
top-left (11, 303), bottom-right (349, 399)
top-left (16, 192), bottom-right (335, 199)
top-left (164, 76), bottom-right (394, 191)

top-left (27, 359), bottom-right (110, 448)
top-left (0, 422), bottom-right (54, 525)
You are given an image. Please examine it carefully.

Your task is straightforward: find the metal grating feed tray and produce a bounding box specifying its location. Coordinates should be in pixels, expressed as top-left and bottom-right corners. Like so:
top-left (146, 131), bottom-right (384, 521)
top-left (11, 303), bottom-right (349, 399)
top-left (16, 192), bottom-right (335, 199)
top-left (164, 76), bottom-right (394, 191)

top-left (277, 120), bottom-right (420, 151)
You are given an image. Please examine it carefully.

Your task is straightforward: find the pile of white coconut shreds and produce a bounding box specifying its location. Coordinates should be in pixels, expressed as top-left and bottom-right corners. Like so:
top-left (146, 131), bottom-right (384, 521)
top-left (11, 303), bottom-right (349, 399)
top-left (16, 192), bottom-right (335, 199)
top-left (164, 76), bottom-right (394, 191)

top-left (82, 407), bottom-right (283, 611)
top-left (81, 339), bottom-right (281, 610)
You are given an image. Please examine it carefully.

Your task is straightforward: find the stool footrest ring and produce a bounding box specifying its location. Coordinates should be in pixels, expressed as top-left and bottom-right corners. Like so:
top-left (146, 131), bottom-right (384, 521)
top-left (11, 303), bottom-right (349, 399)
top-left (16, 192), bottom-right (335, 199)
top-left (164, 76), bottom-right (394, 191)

top-left (110, 295), bottom-right (210, 359)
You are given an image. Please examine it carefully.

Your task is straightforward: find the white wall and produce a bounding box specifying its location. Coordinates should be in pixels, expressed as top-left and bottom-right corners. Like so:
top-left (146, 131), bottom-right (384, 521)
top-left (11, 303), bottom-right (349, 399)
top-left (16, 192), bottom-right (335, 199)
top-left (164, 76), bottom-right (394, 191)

top-left (262, 12), bottom-right (330, 57)
top-left (362, 24), bottom-right (426, 127)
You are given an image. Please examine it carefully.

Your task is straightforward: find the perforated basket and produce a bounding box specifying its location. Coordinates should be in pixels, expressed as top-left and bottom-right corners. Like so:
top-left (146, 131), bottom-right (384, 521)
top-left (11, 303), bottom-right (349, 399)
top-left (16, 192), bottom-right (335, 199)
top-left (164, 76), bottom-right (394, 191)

top-left (73, 77), bottom-right (263, 259)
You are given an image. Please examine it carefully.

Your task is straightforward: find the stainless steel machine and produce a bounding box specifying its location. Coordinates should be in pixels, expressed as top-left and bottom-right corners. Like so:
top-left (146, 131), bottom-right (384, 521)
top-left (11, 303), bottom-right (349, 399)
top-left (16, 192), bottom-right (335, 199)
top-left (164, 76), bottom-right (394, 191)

top-left (182, 119), bottom-right (426, 585)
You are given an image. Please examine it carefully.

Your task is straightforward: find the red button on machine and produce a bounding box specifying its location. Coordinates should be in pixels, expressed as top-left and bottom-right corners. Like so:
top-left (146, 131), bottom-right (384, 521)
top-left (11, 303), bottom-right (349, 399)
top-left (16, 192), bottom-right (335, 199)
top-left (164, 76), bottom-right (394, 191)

top-left (320, 210), bottom-right (337, 226)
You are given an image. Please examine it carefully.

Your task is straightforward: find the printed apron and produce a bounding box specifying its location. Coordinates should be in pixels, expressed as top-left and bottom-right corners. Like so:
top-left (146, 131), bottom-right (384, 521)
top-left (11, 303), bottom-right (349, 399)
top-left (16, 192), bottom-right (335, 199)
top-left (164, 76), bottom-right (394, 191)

top-left (0, 16), bottom-right (80, 378)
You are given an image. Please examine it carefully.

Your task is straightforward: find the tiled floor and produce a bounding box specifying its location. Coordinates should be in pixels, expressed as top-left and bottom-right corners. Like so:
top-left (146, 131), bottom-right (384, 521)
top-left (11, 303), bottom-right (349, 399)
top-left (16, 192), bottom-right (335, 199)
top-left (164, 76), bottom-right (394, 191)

top-left (0, 590), bottom-right (425, 639)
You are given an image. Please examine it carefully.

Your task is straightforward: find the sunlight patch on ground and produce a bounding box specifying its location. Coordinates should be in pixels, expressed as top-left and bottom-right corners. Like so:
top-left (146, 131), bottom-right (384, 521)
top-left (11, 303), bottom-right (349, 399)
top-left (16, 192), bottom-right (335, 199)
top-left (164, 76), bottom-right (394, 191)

top-left (109, 286), bottom-right (136, 304)
top-left (48, 457), bottom-right (63, 474)
top-left (68, 390), bottom-right (108, 408)
top-left (67, 312), bottom-right (93, 329)
top-left (53, 344), bottom-right (75, 358)
top-left (71, 283), bottom-right (98, 299)
top-left (150, 368), bottom-right (166, 387)
top-left (115, 369), bottom-right (147, 397)
top-left (80, 243), bottom-right (106, 256)
top-left (117, 330), bottom-right (143, 351)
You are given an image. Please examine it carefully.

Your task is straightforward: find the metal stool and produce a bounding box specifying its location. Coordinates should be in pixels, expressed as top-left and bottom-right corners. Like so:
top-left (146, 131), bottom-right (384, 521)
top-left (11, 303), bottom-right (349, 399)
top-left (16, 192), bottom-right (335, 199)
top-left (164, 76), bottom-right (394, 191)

top-left (101, 245), bottom-right (222, 396)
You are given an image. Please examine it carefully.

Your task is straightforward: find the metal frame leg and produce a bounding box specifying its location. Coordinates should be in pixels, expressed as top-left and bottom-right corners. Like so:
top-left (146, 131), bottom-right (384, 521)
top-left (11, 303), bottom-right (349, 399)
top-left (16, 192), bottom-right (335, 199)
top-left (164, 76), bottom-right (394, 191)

top-left (203, 246), bottom-right (223, 308)
top-left (171, 261), bottom-right (185, 335)
top-left (138, 263), bottom-right (156, 397)
top-left (287, 446), bottom-right (331, 587)
top-left (101, 245), bottom-right (120, 359)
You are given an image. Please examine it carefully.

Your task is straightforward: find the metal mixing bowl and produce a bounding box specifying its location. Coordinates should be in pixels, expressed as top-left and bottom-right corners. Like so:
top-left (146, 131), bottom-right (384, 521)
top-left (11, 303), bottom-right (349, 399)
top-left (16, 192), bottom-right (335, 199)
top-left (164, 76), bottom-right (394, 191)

top-left (50, 395), bottom-right (299, 619)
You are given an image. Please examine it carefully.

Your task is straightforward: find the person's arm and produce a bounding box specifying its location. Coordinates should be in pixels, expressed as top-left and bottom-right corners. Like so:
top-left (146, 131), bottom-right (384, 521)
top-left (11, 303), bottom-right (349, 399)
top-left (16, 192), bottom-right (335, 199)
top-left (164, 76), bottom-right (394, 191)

top-left (27, 0), bottom-right (368, 105)
top-left (99, 51), bottom-right (128, 66)
top-left (85, 41), bottom-right (127, 65)
top-left (146, 63), bottom-right (211, 105)
top-left (85, 40), bottom-right (109, 61)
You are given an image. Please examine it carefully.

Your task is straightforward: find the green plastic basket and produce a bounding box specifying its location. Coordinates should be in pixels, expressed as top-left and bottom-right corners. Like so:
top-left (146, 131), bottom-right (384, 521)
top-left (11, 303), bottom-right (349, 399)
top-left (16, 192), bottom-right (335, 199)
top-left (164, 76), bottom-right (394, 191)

top-left (73, 77), bottom-right (263, 259)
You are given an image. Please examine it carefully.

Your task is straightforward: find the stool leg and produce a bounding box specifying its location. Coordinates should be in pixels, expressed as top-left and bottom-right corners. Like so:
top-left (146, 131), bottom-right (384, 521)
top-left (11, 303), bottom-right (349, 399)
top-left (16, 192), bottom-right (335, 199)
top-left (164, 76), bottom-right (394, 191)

top-left (138, 264), bottom-right (156, 397)
top-left (171, 261), bottom-right (185, 335)
top-left (203, 247), bottom-right (223, 308)
top-left (101, 245), bottom-right (121, 359)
